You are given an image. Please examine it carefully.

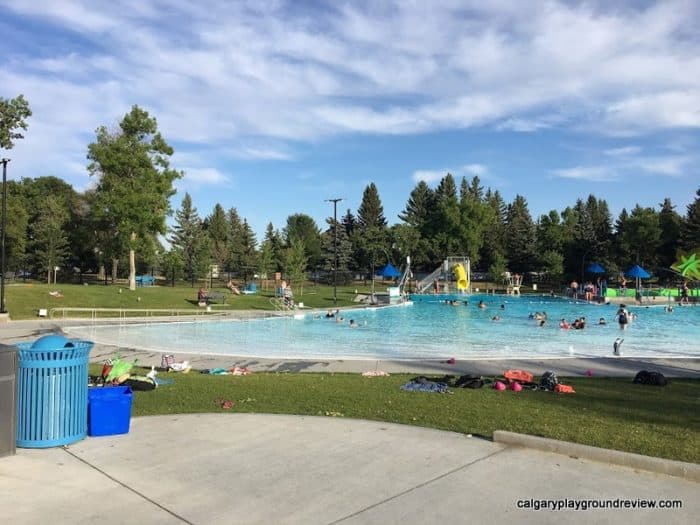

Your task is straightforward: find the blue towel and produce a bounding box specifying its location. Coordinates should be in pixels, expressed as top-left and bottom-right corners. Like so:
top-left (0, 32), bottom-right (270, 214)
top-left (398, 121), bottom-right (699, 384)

top-left (401, 380), bottom-right (450, 393)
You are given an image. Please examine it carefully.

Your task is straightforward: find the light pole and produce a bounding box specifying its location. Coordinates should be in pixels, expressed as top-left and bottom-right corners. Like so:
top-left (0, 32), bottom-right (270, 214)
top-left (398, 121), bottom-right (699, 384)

top-left (1, 158), bottom-right (9, 314)
top-left (325, 198), bottom-right (343, 304)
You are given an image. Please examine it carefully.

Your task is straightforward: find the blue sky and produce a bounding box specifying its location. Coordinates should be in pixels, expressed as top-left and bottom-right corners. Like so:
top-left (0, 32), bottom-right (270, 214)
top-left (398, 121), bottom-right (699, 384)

top-left (1, 0), bottom-right (699, 239)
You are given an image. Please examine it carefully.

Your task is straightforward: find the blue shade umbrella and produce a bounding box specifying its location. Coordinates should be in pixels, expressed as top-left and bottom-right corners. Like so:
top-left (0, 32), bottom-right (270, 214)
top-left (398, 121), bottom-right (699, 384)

top-left (377, 263), bottom-right (401, 279)
top-left (586, 262), bottom-right (606, 274)
top-left (626, 264), bottom-right (651, 296)
top-left (625, 264), bottom-right (650, 279)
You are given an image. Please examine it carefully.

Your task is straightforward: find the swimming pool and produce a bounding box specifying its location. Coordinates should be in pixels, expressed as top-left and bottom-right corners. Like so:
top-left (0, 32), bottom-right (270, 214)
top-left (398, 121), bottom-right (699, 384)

top-left (64, 294), bottom-right (699, 360)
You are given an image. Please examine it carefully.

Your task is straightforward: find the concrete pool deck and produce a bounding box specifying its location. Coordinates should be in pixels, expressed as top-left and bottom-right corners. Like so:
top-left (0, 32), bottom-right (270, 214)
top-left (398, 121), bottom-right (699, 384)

top-left (1, 318), bottom-right (699, 377)
top-left (1, 414), bottom-right (697, 525)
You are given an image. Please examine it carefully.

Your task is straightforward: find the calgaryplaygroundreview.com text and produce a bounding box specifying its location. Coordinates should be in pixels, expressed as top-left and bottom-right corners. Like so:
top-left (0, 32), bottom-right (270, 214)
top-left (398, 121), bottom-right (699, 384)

top-left (516, 498), bottom-right (683, 511)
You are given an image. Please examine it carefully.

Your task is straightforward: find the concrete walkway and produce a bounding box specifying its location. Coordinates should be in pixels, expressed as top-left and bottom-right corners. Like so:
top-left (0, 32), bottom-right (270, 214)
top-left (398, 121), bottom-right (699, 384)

top-left (0, 414), bottom-right (696, 524)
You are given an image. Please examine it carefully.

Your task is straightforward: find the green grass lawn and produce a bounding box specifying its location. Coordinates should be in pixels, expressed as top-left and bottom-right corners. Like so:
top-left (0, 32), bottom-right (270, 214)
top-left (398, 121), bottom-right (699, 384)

top-left (121, 368), bottom-right (699, 464)
top-left (5, 281), bottom-right (379, 319)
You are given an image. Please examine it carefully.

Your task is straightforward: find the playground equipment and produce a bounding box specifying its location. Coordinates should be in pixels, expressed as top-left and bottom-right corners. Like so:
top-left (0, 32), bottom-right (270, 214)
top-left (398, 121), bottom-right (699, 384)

top-left (415, 257), bottom-right (471, 294)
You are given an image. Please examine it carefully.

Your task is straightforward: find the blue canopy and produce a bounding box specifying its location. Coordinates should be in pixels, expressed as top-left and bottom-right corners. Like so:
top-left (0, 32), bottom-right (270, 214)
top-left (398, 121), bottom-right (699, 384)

top-left (625, 264), bottom-right (650, 279)
top-left (377, 263), bottom-right (401, 278)
top-left (586, 262), bottom-right (605, 274)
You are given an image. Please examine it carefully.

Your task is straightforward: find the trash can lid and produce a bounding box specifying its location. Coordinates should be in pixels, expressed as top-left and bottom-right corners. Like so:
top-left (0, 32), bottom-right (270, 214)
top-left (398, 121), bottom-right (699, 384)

top-left (31, 334), bottom-right (75, 350)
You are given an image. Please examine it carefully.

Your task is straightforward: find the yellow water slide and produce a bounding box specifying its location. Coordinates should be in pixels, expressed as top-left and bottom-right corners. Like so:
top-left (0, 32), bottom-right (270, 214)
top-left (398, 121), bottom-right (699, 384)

top-left (454, 263), bottom-right (469, 292)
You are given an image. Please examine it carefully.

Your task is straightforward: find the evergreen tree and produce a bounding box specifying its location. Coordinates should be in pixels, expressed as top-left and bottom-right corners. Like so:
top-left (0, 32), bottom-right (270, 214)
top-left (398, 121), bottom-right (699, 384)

top-left (239, 219), bottom-right (258, 281)
top-left (680, 188), bottom-right (700, 252)
top-left (398, 181), bottom-right (434, 269)
top-left (431, 174), bottom-right (460, 259)
top-left (263, 222), bottom-right (284, 272)
top-left (504, 195), bottom-right (536, 273)
top-left (356, 183), bottom-right (389, 281)
top-left (170, 193), bottom-right (209, 285)
top-left (226, 208), bottom-right (244, 274)
top-left (321, 216), bottom-right (352, 273)
top-left (479, 189), bottom-right (507, 270)
top-left (206, 204), bottom-right (229, 272)
top-left (657, 198), bottom-right (681, 271)
top-left (458, 176), bottom-right (489, 264)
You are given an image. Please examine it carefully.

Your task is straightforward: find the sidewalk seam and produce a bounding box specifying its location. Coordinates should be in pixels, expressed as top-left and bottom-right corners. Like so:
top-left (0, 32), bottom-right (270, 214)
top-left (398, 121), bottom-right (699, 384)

top-left (327, 445), bottom-right (508, 525)
top-left (62, 447), bottom-right (194, 525)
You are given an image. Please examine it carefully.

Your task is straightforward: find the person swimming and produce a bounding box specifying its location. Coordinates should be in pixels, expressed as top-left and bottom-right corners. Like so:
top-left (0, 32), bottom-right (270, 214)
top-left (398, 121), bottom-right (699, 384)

top-left (559, 318), bottom-right (570, 329)
top-left (478, 300), bottom-right (486, 309)
top-left (349, 319), bottom-right (358, 328)
top-left (598, 317), bottom-right (606, 325)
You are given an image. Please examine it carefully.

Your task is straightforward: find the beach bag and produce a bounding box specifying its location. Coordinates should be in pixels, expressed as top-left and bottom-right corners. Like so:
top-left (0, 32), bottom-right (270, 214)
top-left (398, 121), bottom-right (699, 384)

top-left (554, 384), bottom-right (575, 394)
top-left (455, 375), bottom-right (485, 389)
top-left (504, 369), bottom-right (534, 384)
top-left (633, 371), bottom-right (668, 386)
top-left (539, 371), bottom-right (559, 391)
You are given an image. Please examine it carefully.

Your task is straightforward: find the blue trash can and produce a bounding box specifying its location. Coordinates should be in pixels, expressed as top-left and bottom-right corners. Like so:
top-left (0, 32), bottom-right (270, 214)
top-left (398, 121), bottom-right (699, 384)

top-left (88, 386), bottom-right (133, 436)
top-left (16, 335), bottom-right (93, 448)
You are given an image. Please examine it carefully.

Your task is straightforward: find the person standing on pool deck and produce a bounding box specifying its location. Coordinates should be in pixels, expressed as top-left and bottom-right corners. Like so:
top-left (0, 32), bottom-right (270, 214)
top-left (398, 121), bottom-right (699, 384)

top-left (680, 281), bottom-right (690, 305)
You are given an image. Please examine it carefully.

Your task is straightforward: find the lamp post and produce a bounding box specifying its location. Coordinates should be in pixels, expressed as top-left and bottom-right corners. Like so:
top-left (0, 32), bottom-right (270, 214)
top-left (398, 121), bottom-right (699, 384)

top-left (325, 198), bottom-right (343, 304)
top-left (1, 158), bottom-right (9, 314)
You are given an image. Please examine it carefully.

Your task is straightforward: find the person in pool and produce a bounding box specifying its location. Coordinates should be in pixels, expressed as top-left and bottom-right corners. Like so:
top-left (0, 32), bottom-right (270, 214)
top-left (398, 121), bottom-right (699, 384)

top-left (349, 319), bottom-right (358, 328)
top-left (616, 304), bottom-right (629, 329)
top-left (598, 317), bottom-right (607, 325)
top-left (478, 300), bottom-right (486, 309)
top-left (559, 318), bottom-right (570, 329)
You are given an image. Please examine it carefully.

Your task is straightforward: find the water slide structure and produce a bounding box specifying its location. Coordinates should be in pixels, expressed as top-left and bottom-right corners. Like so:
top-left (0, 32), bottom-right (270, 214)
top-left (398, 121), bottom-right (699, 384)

top-left (454, 263), bottom-right (469, 292)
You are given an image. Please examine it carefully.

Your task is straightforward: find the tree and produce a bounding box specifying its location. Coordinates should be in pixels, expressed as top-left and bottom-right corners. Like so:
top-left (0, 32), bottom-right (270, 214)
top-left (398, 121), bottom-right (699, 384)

top-left (356, 183), bottom-right (389, 285)
top-left (321, 216), bottom-right (352, 274)
top-left (257, 239), bottom-right (275, 287)
top-left (239, 219), bottom-right (258, 281)
top-left (398, 181), bottom-right (434, 269)
top-left (170, 193), bottom-right (210, 285)
top-left (31, 195), bottom-right (69, 283)
top-left (431, 174), bottom-right (460, 259)
top-left (657, 198), bottom-right (681, 271)
top-left (680, 188), bottom-right (700, 252)
top-left (226, 208), bottom-right (244, 274)
top-left (479, 189), bottom-right (507, 271)
top-left (263, 222), bottom-right (284, 272)
top-left (0, 94), bottom-right (32, 149)
top-left (284, 238), bottom-right (308, 296)
top-left (621, 205), bottom-right (661, 267)
top-left (504, 195), bottom-right (536, 273)
top-left (87, 105), bottom-right (181, 290)
top-left (458, 176), bottom-right (489, 264)
top-left (539, 250), bottom-right (564, 284)
top-left (160, 248), bottom-right (184, 287)
top-left (206, 203), bottom-right (229, 272)
top-left (284, 213), bottom-right (322, 267)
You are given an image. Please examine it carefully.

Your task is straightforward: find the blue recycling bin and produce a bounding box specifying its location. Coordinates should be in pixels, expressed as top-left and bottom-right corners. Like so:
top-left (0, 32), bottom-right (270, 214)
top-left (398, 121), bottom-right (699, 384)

top-left (16, 335), bottom-right (93, 448)
top-left (88, 386), bottom-right (133, 436)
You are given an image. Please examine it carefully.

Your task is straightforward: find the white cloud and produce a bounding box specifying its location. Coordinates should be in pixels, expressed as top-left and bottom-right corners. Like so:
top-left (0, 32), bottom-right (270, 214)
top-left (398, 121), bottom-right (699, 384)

top-left (463, 164), bottom-right (488, 177)
top-left (2, 0), bottom-right (700, 186)
top-left (635, 156), bottom-right (690, 176)
top-left (551, 167), bottom-right (616, 182)
top-left (183, 168), bottom-right (229, 185)
top-left (412, 170), bottom-right (447, 184)
top-left (604, 146), bottom-right (641, 157)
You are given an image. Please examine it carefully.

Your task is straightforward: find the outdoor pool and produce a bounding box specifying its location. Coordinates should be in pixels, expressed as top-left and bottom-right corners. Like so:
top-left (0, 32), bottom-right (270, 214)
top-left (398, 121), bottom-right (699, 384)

top-left (65, 294), bottom-right (700, 360)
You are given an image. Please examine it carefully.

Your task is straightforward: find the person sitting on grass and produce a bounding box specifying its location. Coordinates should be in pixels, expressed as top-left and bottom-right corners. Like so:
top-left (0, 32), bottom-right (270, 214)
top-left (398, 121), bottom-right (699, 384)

top-left (226, 279), bottom-right (240, 295)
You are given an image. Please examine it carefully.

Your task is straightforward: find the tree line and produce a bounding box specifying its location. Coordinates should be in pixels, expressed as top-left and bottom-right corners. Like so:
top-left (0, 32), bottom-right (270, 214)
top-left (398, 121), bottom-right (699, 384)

top-left (2, 96), bottom-right (699, 289)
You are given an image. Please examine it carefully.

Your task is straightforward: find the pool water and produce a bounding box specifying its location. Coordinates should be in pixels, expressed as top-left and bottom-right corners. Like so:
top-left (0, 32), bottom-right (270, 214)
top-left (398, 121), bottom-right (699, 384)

top-left (65, 294), bottom-right (699, 360)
